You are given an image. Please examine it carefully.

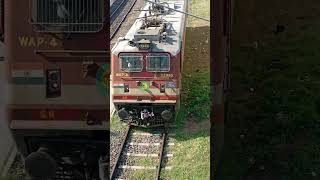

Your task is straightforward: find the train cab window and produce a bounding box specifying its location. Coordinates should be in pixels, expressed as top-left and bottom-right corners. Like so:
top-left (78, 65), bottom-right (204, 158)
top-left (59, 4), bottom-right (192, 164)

top-left (146, 54), bottom-right (170, 72)
top-left (31, 0), bottom-right (104, 33)
top-left (120, 55), bottom-right (143, 72)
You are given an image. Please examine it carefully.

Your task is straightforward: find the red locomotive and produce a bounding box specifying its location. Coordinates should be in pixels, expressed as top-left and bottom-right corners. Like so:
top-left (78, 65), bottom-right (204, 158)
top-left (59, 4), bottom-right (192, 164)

top-left (4, 0), bottom-right (109, 179)
top-left (111, 0), bottom-right (187, 127)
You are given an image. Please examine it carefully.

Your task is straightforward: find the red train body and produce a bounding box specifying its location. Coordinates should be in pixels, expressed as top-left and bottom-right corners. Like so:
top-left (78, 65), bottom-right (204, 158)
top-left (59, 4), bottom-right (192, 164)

top-left (111, 0), bottom-right (186, 127)
top-left (4, 0), bottom-right (109, 179)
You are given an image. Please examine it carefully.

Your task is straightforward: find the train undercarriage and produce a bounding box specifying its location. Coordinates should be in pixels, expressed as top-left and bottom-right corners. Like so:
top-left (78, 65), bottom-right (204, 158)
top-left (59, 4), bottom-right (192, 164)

top-left (12, 130), bottom-right (108, 180)
top-left (115, 103), bottom-right (175, 127)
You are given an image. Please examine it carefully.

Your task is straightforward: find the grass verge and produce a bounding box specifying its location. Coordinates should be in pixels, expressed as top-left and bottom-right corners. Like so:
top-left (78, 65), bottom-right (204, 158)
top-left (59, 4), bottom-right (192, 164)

top-left (216, 0), bottom-right (320, 179)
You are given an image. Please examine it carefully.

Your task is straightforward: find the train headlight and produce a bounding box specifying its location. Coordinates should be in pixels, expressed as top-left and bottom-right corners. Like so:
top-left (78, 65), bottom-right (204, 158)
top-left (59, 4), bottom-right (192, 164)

top-left (46, 69), bottom-right (61, 98)
top-left (118, 108), bottom-right (129, 119)
top-left (139, 43), bottom-right (151, 50)
top-left (161, 110), bottom-right (172, 120)
top-left (137, 39), bottom-right (151, 50)
top-left (124, 83), bottom-right (129, 92)
top-left (160, 84), bottom-right (165, 93)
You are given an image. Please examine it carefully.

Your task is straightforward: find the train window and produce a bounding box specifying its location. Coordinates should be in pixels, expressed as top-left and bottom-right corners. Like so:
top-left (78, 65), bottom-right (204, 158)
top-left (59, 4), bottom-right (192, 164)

top-left (30, 0), bottom-right (104, 33)
top-left (146, 55), bottom-right (170, 72)
top-left (120, 55), bottom-right (143, 72)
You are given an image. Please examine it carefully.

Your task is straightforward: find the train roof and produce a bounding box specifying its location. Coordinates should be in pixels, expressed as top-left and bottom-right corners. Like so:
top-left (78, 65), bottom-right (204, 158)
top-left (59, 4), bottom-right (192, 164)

top-left (112, 0), bottom-right (186, 56)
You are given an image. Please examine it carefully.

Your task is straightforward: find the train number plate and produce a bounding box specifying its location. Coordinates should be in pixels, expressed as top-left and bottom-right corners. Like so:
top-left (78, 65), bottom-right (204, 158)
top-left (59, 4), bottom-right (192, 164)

top-left (160, 73), bottom-right (174, 78)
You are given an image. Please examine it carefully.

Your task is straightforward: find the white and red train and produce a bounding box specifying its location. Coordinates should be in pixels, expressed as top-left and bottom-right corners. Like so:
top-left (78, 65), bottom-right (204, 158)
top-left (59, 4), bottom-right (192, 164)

top-left (4, 0), bottom-right (109, 179)
top-left (111, 0), bottom-right (187, 127)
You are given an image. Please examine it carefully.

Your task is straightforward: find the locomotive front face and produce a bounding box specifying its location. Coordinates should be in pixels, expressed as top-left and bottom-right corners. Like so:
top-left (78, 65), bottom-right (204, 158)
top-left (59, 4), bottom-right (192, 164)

top-left (111, 52), bottom-right (181, 126)
top-left (110, 0), bottom-right (186, 127)
top-left (5, 0), bottom-right (109, 179)
top-left (7, 0), bottom-right (108, 129)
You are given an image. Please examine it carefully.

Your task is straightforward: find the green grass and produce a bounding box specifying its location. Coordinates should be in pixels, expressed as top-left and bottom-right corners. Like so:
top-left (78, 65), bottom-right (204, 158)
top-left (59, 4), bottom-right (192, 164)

top-left (187, 0), bottom-right (210, 27)
top-left (110, 114), bottom-right (127, 131)
top-left (138, 157), bottom-right (157, 167)
top-left (130, 170), bottom-right (155, 180)
top-left (216, 0), bottom-right (320, 179)
top-left (161, 133), bottom-right (210, 180)
top-left (164, 70), bottom-right (210, 179)
top-left (129, 158), bottom-right (159, 180)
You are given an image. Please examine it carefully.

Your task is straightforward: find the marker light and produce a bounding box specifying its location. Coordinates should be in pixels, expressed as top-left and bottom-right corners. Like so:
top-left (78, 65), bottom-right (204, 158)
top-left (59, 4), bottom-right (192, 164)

top-left (124, 83), bottom-right (129, 92)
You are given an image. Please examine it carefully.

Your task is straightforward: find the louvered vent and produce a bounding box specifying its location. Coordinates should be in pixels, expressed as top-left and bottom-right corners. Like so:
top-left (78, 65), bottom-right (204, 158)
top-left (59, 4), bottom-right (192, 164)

top-left (30, 0), bottom-right (104, 33)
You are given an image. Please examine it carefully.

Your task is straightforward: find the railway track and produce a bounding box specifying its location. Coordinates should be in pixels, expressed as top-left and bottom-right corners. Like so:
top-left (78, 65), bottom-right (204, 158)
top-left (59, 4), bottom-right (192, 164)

top-left (110, 125), bottom-right (173, 180)
top-left (110, 0), bottom-right (129, 23)
top-left (110, 0), bottom-right (137, 39)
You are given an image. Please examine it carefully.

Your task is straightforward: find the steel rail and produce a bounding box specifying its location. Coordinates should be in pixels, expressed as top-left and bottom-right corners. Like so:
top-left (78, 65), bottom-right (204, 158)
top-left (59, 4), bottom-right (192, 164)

top-left (110, 0), bottom-right (137, 39)
top-left (155, 129), bottom-right (167, 180)
top-left (110, 124), bottom-right (131, 180)
top-left (110, 0), bottom-right (129, 22)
